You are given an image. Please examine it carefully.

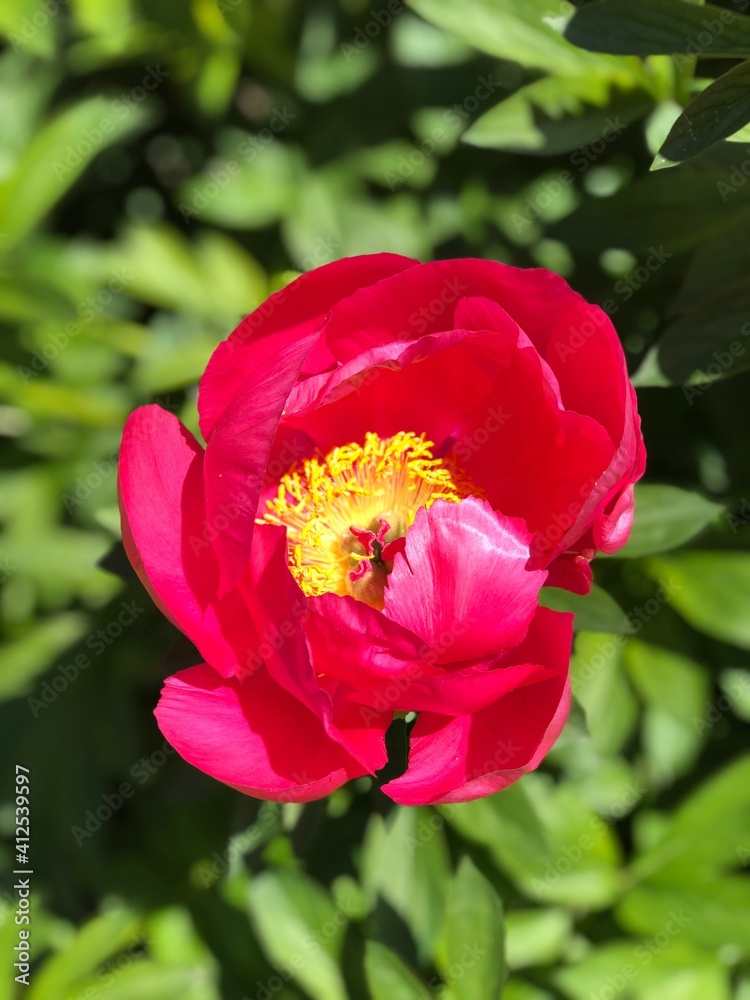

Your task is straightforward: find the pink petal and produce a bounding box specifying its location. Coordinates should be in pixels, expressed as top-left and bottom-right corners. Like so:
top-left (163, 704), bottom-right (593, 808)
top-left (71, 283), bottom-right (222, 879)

top-left (284, 328), bottom-right (504, 455)
top-left (155, 664), bottom-right (362, 802)
top-left (118, 405), bottom-right (255, 678)
top-left (242, 526), bottom-right (390, 774)
top-left (198, 253), bottom-right (418, 440)
top-left (319, 258), bottom-right (566, 362)
top-left (545, 552), bottom-right (594, 595)
top-left (382, 608), bottom-right (572, 804)
top-left (304, 593), bottom-right (431, 687)
top-left (351, 660), bottom-right (552, 716)
top-left (542, 297), bottom-right (628, 447)
top-left (203, 328), bottom-right (321, 592)
top-left (384, 497), bottom-right (547, 661)
top-left (447, 328), bottom-right (614, 560)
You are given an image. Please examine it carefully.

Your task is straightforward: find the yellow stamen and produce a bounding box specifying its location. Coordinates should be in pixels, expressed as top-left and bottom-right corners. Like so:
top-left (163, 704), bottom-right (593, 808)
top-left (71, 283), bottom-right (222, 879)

top-left (260, 431), bottom-right (477, 606)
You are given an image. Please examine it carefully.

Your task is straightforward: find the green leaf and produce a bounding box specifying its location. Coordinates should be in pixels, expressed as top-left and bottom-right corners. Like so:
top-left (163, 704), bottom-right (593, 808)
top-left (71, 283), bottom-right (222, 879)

top-left (503, 983), bottom-right (556, 1000)
top-left (550, 161), bottom-right (750, 255)
top-left (246, 870), bottom-right (348, 1000)
top-left (177, 139), bottom-right (304, 230)
top-left (647, 552), bottom-right (750, 648)
top-left (110, 224), bottom-right (266, 323)
top-left (565, 0), bottom-right (750, 57)
top-left (638, 212), bottom-right (750, 383)
top-left (0, 97), bottom-right (152, 248)
top-left (363, 942), bottom-right (432, 1000)
top-left (572, 633), bottom-right (639, 755)
top-left (436, 857), bottom-right (504, 1000)
top-left (61, 963), bottom-right (219, 1000)
top-left (641, 292), bottom-right (750, 386)
top-left (360, 806), bottom-right (450, 964)
top-left (611, 485), bottom-right (724, 558)
top-left (625, 641), bottom-right (710, 782)
top-left (720, 668), bottom-right (750, 721)
top-left (540, 585), bottom-right (635, 634)
top-left (554, 939), bottom-right (731, 1000)
top-left (505, 909), bottom-right (572, 970)
top-left (672, 211), bottom-right (750, 312)
top-left (29, 909), bottom-right (142, 1000)
top-left (445, 776), bottom-right (623, 909)
top-left (625, 641), bottom-right (708, 723)
top-left (630, 756), bottom-right (750, 878)
top-left (463, 73), bottom-right (651, 155)
top-left (661, 61), bottom-right (750, 161)
top-left (0, 612), bottom-right (89, 701)
top-left (407, 0), bottom-right (626, 77)
top-left (617, 878), bottom-right (750, 957)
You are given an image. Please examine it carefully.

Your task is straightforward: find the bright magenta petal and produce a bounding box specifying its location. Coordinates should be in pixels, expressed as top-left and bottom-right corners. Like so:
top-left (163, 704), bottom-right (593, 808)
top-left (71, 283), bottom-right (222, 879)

top-left (351, 660), bottom-right (552, 716)
top-left (304, 593), bottom-right (430, 686)
top-left (118, 405), bottom-right (254, 677)
top-left (545, 552), bottom-right (594, 595)
top-left (155, 664), bottom-right (362, 802)
top-left (203, 329), bottom-right (321, 591)
top-left (382, 608), bottom-right (572, 804)
top-left (384, 498), bottom-right (547, 661)
top-left (198, 253), bottom-right (418, 440)
top-left (448, 337), bottom-right (614, 559)
top-left (241, 526), bottom-right (390, 774)
top-left (284, 329), bottom-right (503, 455)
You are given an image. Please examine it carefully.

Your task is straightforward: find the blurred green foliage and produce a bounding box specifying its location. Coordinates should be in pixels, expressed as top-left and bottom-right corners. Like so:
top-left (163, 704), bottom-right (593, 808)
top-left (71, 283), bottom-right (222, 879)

top-left (0, 0), bottom-right (749, 998)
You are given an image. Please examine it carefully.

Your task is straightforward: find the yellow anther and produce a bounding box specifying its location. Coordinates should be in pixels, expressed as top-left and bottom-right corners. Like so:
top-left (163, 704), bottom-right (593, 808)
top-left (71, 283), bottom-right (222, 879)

top-left (260, 431), bottom-right (477, 604)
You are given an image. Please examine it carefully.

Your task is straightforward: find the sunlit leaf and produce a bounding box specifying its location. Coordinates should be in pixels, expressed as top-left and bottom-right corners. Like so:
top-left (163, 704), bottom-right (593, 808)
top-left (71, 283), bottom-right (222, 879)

top-left (566, 0), bottom-right (750, 57)
top-left (612, 484), bottom-right (724, 558)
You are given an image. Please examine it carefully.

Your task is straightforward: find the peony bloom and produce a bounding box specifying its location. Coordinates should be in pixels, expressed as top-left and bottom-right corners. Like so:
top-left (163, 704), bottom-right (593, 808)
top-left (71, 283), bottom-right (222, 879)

top-left (119, 254), bottom-right (644, 805)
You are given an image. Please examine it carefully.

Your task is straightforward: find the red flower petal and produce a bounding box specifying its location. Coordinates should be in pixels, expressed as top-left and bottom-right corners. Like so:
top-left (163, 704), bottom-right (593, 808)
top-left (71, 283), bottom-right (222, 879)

top-left (155, 664), bottom-right (362, 802)
top-left (198, 253), bottom-right (418, 440)
top-left (384, 497), bottom-right (547, 661)
top-left (118, 405), bottom-right (254, 677)
top-left (381, 608), bottom-right (572, 804)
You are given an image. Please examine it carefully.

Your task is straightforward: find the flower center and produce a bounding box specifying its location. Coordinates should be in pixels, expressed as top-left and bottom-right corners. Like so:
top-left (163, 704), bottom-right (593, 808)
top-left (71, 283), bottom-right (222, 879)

top-left (261, 431), bottom-right (476, 608)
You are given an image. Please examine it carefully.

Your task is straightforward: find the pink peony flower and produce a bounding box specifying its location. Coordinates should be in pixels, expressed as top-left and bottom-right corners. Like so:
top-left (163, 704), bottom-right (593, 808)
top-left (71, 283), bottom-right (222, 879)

top-left (118, 254), bottom-right (644, 804)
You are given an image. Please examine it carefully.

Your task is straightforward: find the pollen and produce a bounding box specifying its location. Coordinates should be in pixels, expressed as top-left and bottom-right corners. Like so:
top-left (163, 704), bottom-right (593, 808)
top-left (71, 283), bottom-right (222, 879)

top-left (260, 431), bottom-right (477, 607)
